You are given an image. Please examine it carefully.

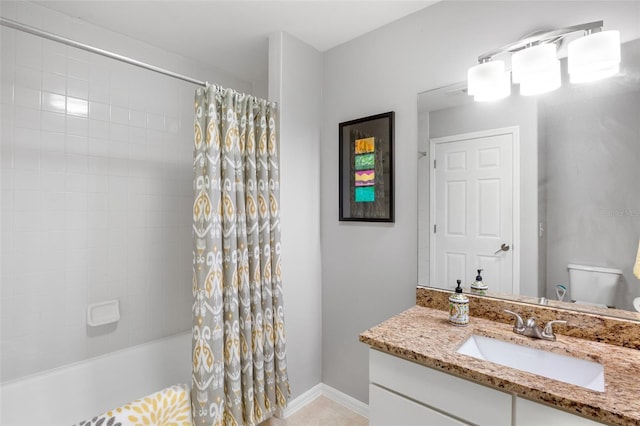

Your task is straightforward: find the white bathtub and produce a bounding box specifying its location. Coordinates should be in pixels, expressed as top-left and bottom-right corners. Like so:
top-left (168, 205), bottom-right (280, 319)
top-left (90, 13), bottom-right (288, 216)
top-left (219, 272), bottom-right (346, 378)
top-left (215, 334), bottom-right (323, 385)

top-left (0, 331), bottom-right (191, 425)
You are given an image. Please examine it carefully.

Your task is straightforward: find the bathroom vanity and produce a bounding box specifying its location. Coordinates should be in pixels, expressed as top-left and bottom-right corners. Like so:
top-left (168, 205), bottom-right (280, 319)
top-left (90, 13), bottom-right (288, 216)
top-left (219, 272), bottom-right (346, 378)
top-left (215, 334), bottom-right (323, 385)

top-left (360, 301), bottom-right (640, 426)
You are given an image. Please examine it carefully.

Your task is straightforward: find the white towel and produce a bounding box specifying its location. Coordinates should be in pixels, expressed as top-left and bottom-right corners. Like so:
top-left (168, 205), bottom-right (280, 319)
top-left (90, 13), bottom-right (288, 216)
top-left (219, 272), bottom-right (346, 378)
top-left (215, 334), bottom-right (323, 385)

top-left (634, 239), bottom-right (640, 280)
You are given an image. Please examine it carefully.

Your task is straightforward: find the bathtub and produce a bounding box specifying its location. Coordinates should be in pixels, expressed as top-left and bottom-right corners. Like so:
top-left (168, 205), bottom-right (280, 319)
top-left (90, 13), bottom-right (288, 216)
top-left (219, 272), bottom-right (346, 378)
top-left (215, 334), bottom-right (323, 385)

top-left (0, 331), bottom-right (191, 425)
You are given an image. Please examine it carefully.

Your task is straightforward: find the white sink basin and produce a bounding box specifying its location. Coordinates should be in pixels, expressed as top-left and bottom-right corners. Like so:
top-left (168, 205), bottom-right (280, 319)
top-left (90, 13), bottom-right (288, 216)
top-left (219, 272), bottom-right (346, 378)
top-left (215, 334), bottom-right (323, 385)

top-left (457, 334), bottom-right (605, 392)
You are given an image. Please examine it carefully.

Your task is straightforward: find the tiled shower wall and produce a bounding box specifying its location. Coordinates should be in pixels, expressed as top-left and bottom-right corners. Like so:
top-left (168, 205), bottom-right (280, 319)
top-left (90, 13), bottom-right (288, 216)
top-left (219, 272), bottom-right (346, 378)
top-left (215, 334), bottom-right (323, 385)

top-left (0, 4), bottom-right (250, 381)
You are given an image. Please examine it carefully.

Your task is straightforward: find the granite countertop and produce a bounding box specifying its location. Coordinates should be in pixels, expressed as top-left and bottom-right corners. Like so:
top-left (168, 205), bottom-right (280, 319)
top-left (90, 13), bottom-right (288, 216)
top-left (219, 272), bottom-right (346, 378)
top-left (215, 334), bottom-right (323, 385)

top-left (359, 305), bottom-right (640, 426)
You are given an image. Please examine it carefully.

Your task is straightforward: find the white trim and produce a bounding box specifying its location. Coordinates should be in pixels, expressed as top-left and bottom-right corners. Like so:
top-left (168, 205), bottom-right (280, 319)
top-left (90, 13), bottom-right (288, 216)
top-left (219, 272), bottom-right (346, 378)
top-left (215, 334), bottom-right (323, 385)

top-left (280, 383), bottom-right (369, 419)
top-left (511, 126), bottom-right (521, 295)
top-left (429, 126), bottom-right (521, 293)
top-left (280, 383), bottom-right (324, 418)
top-left (320, 383), bottom-right (369, 418)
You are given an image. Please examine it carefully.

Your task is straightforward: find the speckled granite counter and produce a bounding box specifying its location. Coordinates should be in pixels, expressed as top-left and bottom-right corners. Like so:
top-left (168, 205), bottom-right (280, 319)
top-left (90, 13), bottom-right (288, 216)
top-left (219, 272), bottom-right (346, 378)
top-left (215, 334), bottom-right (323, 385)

top-left (360, 306), bottom-right (640, 426)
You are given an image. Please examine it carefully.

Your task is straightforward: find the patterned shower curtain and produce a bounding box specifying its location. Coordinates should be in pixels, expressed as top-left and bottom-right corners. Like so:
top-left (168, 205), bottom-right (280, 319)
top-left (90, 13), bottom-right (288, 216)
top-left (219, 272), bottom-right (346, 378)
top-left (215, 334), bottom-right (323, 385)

top-left (191, 85), bottom-right (290, 425)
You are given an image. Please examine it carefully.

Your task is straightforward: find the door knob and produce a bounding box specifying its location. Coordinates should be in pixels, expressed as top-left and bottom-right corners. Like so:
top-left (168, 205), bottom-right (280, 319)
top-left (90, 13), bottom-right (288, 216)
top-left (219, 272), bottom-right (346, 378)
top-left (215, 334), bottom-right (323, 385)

top-left (494, 243), bottom-right (510, 255)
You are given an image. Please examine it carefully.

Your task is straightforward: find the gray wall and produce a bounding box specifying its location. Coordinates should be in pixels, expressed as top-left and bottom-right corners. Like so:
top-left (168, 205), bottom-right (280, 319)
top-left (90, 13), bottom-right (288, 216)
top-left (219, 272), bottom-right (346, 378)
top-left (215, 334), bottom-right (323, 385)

top-left (427, 95), bottom-right (540, 297)
top-left (542, 87), bottom-right (640, 310)
top-left (269, 32), bottom-right (323, 399)
top-left (321, 0), bottom-right (640, 403)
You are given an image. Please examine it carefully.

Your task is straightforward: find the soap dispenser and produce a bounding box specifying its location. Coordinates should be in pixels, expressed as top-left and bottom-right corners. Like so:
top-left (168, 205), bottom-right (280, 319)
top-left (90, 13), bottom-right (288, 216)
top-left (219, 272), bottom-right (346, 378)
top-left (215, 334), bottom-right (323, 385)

top-left (470, 269), bottom-right (488, 296)
top-left (449, 280), bottom-right (469, 326)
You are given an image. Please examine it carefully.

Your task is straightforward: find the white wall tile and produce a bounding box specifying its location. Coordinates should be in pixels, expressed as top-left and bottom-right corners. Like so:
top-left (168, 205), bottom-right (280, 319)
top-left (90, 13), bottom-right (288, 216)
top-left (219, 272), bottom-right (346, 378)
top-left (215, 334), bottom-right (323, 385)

top-left (65, 153), bottom-right (88, 174)
top-left (65, 173), bottom-right (89, 193)
top-left (12, 169), bottom-right (40, 191)
top-left (88, 120), bottom-right (109, 140)
top-left (14, 127), bottom-right (41, 151)
top-left (110, 105), bottom-right (129, 125)
top-left (42, 191), bottom-right (66, 211)
top-left (14, 66), bottom-right (41, 90)
top-left (42, 91), bottom-right (66, 113)
top-left (129, 109), bottom-right (147, 129)
top-left (67, 77), bottom-right (88, 99)
top-left (13, 145), bottom-right (40, 171)
top-left (147, 112), bottom-right (164, 131)
top-left (109, 122), bottom-right (128, 142)
top-left (89, 101), bottom-right (110, 121)
top-left (88, 82), bottom-right (109, 103)
top-left (15, 32), bottom-right (42, 70)
top-left (13, 87), bottom-right (41, 109)
top-left (87, 137), bottom-right (108, 157)
top-left (67, 46), bottom-right (89, 63)
top-left (1, 82), bottom-right (14, 105)
top-left (14, 106), bottom-right (41, 130)
top-left (43, 51), bottom-right (67, 76)
top-left (2, 18), bottom-right (199, 381)
top-left (42, 74), bottom-right (66, 96)
top-left (66, 115), bottom-right (88, 137)
top-left (66, 97), bottom-right (88, 117)
top-left (66, 134), bottom-right (88, 155)
top-left (41, 111), bottom-right (65, 133)
top-left (67, 58), bottom-right (89, 80)
top-left (40, 150), bottom-right (65, 173)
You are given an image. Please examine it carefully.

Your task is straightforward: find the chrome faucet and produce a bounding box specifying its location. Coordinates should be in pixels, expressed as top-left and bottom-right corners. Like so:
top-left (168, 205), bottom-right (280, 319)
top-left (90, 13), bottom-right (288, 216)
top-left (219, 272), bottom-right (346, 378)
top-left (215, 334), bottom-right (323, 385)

top-left (504, 310), bottom-right (567, 341)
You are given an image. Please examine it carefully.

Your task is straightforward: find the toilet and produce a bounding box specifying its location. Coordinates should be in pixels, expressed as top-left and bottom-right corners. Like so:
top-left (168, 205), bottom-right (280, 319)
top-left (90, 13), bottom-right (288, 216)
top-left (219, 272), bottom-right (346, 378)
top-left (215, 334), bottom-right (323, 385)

top-left (567, 264), bottom-right (622, 308)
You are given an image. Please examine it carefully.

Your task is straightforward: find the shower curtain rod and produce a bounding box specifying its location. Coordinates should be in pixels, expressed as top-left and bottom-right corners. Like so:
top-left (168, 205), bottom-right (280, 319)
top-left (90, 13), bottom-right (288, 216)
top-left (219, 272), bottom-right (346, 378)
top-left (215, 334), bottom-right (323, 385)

top-left (1, 17), bottom-right (207, 87)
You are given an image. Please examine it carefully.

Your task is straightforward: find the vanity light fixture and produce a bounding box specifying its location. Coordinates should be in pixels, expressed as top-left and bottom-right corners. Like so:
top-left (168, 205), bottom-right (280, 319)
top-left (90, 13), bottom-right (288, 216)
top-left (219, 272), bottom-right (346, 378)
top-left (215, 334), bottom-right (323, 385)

top-left (568, 30), bottom-right (621, 83)
top-left (467, 60), bottom-right (511, 102)
top-left (468, 21), bottom-right (621, 101)
top-left (512, 43), bottom-right (561, 96)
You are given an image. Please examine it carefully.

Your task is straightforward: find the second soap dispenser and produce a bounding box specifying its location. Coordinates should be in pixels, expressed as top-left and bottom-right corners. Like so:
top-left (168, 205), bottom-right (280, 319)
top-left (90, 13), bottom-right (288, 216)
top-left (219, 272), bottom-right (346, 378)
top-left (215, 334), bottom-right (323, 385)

top-left (470, 269), bottom-right (488, 296)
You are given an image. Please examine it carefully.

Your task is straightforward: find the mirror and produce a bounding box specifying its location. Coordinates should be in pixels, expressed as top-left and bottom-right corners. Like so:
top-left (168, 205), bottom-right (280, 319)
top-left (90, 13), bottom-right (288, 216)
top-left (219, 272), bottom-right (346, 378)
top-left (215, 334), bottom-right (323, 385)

top-left (418, 38), bottom-right (640, 319)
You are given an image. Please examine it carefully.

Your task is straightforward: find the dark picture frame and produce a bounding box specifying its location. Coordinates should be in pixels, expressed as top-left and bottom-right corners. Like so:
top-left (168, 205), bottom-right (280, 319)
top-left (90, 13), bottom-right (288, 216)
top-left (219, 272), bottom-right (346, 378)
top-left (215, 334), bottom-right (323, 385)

top-left (339, 111), bottom-right (394, 222)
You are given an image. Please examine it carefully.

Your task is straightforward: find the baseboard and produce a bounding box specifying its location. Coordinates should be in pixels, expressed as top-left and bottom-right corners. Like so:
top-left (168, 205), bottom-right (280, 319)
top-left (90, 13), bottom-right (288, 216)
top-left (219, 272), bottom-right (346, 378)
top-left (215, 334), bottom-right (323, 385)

top-left (281, 383), bottom-right (324, 418)
top-left (280, 382), bottom-right (369, 419)
top-left (320, 383), bottom-right (369, 418)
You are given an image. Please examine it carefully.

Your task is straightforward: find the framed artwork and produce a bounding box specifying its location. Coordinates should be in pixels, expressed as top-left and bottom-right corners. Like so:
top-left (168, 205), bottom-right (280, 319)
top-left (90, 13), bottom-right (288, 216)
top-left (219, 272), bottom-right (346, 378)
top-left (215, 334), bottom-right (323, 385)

top-left (339, 111), bottom-right (394, 222)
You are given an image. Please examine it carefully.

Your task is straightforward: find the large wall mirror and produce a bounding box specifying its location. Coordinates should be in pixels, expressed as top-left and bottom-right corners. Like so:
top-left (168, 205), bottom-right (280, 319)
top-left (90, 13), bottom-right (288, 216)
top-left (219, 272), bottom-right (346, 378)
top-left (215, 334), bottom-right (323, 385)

top-left (417, 38), bottom-right (640, 320)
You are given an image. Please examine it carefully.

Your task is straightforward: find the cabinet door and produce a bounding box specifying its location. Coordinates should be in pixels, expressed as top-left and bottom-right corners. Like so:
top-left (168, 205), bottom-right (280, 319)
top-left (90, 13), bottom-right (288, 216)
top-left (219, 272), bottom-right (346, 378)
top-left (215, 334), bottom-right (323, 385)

top-left (370, 384), bottom-right (469, 426)
top-left (515, 397), bottom-right (604, 425)
top-left (370, 349), bottom-right (512, 425)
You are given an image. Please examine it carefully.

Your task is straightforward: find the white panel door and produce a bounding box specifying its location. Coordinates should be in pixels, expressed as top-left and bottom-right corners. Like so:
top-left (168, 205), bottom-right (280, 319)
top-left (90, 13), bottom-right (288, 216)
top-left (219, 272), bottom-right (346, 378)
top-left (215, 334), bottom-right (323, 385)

top-left (430, 128), bottom-right (518, 293)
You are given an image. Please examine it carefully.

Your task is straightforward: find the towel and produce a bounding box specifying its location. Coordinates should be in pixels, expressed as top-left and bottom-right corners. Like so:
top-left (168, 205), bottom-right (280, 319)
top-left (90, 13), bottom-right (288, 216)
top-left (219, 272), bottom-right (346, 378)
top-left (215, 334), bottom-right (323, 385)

top-left (73, 384), bottom-right (192, 426)
top-left (635, 239), bottom-right (640, 280)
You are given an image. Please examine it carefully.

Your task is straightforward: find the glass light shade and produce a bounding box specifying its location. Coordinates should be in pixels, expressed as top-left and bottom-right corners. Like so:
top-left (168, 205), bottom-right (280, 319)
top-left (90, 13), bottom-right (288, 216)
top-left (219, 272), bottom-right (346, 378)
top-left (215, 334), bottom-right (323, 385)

top-left (568, 30), bottom-right (621, 84)
top-left (467, 61), bottom-right (511, 102)
top-left (512, 44), bottom-right (561, 95)
top-left (519, 60), bottom-right (561, 96)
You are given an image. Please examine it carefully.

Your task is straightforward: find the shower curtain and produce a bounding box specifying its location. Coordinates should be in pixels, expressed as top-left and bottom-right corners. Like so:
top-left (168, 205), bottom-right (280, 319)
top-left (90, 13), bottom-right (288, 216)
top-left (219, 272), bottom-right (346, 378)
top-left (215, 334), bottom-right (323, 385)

top-left (192, 85), bottom-right (290, 425)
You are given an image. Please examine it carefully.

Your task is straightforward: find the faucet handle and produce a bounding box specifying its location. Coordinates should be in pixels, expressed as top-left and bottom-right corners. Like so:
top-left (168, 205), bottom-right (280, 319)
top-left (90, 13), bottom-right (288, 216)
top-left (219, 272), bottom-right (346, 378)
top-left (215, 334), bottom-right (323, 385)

top-left (504, 309), bottom-right (525, 332)
top-left (542, 320), bottom-right (567, 341)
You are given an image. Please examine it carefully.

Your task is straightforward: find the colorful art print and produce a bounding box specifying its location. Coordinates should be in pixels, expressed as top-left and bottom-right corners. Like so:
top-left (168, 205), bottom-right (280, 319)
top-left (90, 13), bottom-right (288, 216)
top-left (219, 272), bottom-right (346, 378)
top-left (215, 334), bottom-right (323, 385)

top-left (355, 137), bottom-right (375, 154)
top-left (354, 153), bottom-right (375, 170)
top-left (354, 186), bottom-right (375, 202)
top-left (338, 112), bottom-right (394, 222)
top-left (354, 170), bottom-right (375, 187)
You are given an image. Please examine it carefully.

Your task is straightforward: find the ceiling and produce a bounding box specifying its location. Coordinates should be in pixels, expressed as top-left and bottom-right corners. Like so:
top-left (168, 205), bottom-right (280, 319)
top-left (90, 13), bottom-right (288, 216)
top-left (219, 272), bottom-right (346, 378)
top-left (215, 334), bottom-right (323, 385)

top-left (34, 1), bottom-right (439, 84)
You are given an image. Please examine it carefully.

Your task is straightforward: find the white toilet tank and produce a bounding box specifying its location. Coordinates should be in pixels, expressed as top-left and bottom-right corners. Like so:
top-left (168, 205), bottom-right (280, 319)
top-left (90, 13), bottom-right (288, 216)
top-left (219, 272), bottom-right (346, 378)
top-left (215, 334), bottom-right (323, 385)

top-left (567, 263), bottom-right (622, 307)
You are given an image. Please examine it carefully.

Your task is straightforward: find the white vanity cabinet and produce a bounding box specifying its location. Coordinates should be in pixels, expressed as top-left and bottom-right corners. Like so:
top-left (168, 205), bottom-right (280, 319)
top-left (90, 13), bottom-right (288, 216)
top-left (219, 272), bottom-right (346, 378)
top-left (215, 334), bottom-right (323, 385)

top-left (369, 349), bottom-right (512, 425)
top-left (368, 349), bottom-right (605, 426)
top-left (515, 397), bottom-right (603, 426)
